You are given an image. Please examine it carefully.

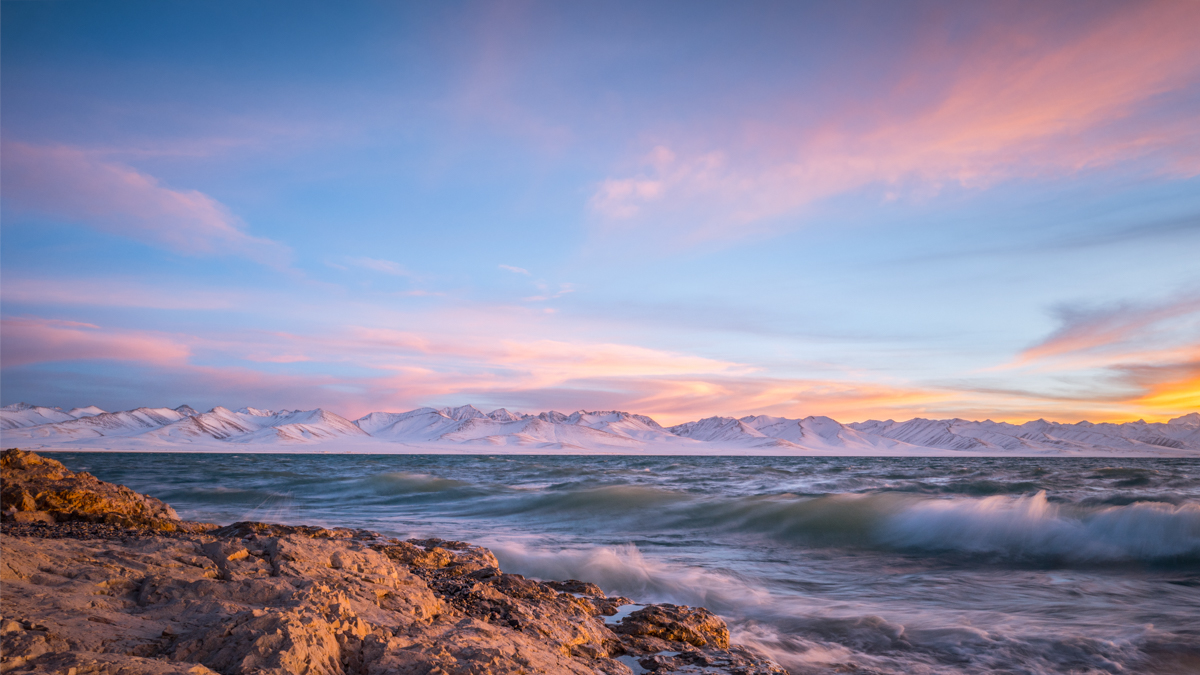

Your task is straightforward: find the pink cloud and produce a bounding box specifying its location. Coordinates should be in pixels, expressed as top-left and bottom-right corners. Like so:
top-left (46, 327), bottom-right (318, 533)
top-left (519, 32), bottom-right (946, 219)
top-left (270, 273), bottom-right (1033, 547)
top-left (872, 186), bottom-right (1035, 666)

top-left (1013, 294), bottom-right (1200, 369)
top-left (1, 142), bottom-right (291, 266)
top-left (5, 303), bottom-right (1193, 424)
top-left (592, 2), bottom-right (1200, 241)
top-left (0, 317), bottom-right (191, 368)
top-left (0, 276), bottom-right (243, 311)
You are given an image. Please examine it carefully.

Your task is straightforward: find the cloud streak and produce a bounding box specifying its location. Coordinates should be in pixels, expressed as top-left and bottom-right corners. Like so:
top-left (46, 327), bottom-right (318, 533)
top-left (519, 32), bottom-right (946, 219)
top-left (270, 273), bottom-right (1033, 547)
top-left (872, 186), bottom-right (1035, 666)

top-left (1, 142), bottom-right (291, 266)
top-left (0, 317), bottom-right (191, 368)
top-left (591, 2), bottom-right (1200, 241)
top-left (348, 257), bottom-right (418, 277)
top-left (1015, 294), bottom-right (1200, 368)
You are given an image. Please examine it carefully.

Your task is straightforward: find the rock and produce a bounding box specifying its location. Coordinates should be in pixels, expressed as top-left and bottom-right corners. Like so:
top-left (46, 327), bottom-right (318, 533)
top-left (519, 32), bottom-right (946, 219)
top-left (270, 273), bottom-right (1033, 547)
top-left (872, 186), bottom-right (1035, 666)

top-left (1, 450), bottom-right (785, 674)
top-left (547, 579), bottom-right (607, 597)
top-left (208, 521), bottom-right (372, 540)
top-left (5, 509), bottom-right (56, 524)
top-left (0, 449), bottom-right (206, 532)
top-left (377, 541), bottom-right (454, 569)
top-left (612, 604), bottom-right (730, 649)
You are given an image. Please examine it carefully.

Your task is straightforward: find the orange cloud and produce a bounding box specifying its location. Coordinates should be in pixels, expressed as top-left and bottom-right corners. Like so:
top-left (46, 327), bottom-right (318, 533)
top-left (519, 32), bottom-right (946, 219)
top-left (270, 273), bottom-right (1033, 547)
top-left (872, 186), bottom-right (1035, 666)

top-left (3, 304), bottom-right (1192, 424)
top-left (1015, 296), bottom-right (1200, 367)
top-left (592, 2), bottom-right (1200, 240)
top-left (1, 142), bottom-right (290, 266)
top-left (1132, 373), bottom-right (1200, 415)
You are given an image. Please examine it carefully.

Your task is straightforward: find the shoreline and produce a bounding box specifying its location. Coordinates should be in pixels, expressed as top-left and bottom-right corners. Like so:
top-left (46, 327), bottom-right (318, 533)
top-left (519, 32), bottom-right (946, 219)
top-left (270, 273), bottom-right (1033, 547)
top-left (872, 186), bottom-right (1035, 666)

top-left (17, 445), bottom-right (1200, 458)
top-left (1, 449), bottom-right (786, 675)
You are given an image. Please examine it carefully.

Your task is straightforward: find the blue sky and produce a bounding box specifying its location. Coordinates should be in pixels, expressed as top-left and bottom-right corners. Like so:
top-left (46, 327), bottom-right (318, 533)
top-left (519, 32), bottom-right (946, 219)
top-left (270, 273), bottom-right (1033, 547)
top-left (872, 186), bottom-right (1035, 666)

top-left (3, 0), bottom-right (1199, 423)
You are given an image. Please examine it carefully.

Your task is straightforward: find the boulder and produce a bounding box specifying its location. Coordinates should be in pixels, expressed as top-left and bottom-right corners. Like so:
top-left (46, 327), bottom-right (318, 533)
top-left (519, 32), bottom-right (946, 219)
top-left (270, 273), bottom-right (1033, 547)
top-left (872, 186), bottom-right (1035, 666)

top-left (0, 449), bottom-right (200, 532)
top-left (611, 604), bottom-right (730, 649)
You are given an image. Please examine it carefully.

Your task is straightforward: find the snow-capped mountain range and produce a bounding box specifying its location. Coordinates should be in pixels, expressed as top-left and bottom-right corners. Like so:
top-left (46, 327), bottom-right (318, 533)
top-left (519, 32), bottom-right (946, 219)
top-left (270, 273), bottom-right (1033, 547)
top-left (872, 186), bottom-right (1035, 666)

top-left (2, 402), bottom-right (1197, 456)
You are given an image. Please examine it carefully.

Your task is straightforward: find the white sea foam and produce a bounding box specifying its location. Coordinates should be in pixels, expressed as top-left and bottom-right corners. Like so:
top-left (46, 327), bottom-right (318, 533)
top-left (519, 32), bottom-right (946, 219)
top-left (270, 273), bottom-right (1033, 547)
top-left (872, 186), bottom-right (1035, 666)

top-left (877, 491), bottom-right (1200, 560)
top-left (486, 540), bottom-right (772, 612)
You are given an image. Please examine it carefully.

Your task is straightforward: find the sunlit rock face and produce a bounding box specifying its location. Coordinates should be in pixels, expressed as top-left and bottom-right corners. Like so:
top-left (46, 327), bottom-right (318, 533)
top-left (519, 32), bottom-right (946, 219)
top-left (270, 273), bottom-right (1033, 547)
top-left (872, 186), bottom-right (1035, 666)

top-left (0, 448), bottom-right (191, 530)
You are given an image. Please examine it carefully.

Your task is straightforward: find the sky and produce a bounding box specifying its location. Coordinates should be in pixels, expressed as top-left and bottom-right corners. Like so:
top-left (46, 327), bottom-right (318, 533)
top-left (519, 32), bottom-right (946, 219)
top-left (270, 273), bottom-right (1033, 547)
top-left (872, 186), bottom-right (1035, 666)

top-left (2, 0), bottom-right (1199, 425)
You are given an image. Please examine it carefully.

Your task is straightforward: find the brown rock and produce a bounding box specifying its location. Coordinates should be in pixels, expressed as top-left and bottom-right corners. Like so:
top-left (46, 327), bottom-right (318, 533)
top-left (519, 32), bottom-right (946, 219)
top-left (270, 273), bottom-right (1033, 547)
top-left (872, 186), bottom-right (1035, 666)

top-left (547, 579), bottom-right (607, 597)
top-left (612, 603), bottom-right (731, 649)
top-left (0, 449), bottom-right (198, 531)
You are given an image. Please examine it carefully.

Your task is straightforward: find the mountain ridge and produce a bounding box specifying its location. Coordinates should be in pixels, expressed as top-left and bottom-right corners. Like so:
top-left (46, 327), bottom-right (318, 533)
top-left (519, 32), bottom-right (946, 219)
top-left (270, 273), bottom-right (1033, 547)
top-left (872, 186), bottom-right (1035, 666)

top-left (2, 402), bottom-right (1197, 456)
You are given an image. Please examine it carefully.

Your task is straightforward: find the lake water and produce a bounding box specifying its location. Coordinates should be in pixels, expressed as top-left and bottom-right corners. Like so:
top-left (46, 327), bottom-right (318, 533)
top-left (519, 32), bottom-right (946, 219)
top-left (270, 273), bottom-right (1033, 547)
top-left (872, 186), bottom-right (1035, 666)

top-left (50, 453), bottom-right (1200, 674)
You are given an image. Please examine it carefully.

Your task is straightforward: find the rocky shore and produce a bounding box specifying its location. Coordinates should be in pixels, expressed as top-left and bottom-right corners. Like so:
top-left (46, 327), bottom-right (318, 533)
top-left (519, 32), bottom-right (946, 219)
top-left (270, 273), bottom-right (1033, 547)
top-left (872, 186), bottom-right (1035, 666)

top-left (1, 449), bottom-right (785, 675)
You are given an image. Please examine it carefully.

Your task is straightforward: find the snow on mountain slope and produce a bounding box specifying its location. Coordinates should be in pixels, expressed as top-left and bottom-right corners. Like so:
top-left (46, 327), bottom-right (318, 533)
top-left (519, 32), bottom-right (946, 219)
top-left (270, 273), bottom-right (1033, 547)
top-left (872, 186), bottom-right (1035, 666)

top-left (1, 404), bottom-right (365, 446)
top-left (847, 415), bottom-right (1200, 454)
top-left (144, 407), bottom-right (263, 441)
top-left (146, 407), bottom-right (367, 444)
top-left (440, 415), bottom-right (648, 449)
top-left (233, 409), bottom-right (367, 444)
top-left (355, 407), bottom-right (482, 440)
top-left (3, 406), bottom-right (198, 441)
top-left (3, 402), bottom-right (1197, 455)
top-left (486, 408), bottom-right (528, 422)
top-left (356, 408), bottom-right (664, 448)
top-left (567, 411), bottom-right (674, 441)
top-left (669, 416), bottom-right (796, 448)
top-left (741, 414), bottom-right (924, 452)
top-left (0, 403), bottom-right (80, 430)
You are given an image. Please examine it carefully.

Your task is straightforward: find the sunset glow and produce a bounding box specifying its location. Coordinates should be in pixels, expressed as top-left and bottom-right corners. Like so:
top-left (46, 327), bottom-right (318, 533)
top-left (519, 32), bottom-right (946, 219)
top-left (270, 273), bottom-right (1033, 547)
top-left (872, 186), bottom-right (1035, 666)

top-left (2, 1), bottom-right (1197, 425)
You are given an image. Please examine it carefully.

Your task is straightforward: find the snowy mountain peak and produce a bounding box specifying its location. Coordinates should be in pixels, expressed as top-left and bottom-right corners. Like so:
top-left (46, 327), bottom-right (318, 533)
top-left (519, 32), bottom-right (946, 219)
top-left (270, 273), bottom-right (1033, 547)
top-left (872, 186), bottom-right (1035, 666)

top-left (1169, 412), bottom-right (1200, 426)
top-left (3, 401), bottom-right (1197, 455)
top-left (236, 407), bottom-right (275, 416)
top-left (67, 406), bottom-right (106, 418)
top-left (441, 405), bottom-right (486, 421)
top-left (1, 403), bottom-right (37, 412)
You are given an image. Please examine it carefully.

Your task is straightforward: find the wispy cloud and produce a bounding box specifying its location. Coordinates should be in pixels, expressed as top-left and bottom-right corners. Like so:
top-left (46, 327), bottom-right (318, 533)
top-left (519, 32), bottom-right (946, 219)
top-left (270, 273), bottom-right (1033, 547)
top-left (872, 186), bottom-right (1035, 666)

top-left (0, 276), bottom-right (243, 311)
top-left (346, 257), bottom-right (417, 277)
top-left (1, 142), bottom-right (292, 267)
top-left (984, 293), bottom-right (1200, 420)
top-left (6, 308), bottom-right (1192, 424)
top-left (1015, 294), bottom-right (1200, 368)
top-left (590, 2), bottom-right (1200, 242)
top-left (498, 264), bottom-right (531, 275)
top-left (0, 317), bottom-right (191, 368)
top-left (523, 282), bottom-right (575, 302)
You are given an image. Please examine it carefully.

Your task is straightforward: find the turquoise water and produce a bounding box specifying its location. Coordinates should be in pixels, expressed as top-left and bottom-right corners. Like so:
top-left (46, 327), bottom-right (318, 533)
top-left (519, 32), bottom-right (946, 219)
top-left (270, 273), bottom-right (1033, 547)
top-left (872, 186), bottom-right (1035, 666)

top-left (51, 453), bottom-right (1200, 674)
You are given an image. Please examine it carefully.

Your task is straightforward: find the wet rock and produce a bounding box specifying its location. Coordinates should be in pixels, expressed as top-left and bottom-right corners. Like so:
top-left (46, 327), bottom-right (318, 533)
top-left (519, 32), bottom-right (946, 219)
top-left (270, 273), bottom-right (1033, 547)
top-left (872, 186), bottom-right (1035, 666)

top-left (377, 541), bottom-right (455, 568)
top-left (612, 604), bottom-right (730, 649)
top-left (209, 521), bottom-right (373, 540)
top-left (548, 579), bottom-right (608, 597)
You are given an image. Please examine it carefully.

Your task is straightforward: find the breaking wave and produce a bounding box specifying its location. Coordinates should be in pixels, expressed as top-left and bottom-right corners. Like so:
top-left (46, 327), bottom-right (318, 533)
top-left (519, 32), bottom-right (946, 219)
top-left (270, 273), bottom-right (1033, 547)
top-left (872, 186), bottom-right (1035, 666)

top-left (689, 491), bottom-right (1200, 562)
top-left (487, 540), bottom-right (772, 611)
top-left (471, 484), bottom-right (1200, 563)
top-left (487, 539), bottom-right (1200, 674)
top-left (364, 471), bottom-right (478, 495)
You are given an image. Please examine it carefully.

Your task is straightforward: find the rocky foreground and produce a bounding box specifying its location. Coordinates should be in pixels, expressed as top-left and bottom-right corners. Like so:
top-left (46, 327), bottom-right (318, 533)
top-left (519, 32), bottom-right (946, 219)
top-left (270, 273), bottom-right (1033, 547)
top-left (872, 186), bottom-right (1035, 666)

top-left (0, 449), bottom-right (784, 674)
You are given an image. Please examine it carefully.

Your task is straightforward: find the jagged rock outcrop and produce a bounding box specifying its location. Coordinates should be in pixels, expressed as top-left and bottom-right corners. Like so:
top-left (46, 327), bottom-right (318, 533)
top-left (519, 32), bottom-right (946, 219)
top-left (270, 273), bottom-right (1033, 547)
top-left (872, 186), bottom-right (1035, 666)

top-left (1, 450), bottom-right (784, 674)
top-left (0, 448), bottom-right (206, 531)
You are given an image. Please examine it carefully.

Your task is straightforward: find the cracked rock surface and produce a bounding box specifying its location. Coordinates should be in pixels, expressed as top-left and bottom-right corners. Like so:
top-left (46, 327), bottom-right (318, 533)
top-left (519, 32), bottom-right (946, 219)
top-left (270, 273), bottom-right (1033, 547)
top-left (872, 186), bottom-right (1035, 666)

top-left (1, 450), bottom-right (784, 674)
